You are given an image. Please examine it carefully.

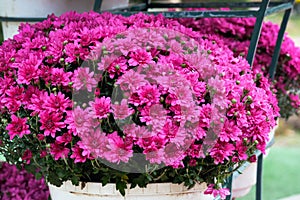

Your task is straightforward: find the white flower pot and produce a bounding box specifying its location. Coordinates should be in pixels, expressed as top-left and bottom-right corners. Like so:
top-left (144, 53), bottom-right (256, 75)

top-left (0, 0), bottom-right (129, 40)
top-left (232, 162), bottom-right (257, 198)
top-left (49, 181), bottom-right (214, 200)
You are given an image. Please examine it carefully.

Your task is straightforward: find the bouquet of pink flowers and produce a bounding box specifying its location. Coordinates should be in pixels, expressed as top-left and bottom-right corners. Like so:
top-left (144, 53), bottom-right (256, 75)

top-left (0, 11), bottom-right (279, 199)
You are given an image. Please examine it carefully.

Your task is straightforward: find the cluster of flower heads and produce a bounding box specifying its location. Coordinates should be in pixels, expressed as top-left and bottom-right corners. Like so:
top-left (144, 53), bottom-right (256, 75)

top-left (0, 163), bottom-right (49, 200)
top-left (0, 11), bottom-right (279, 199)
top-left (178, 10), bottom-right (300, 118)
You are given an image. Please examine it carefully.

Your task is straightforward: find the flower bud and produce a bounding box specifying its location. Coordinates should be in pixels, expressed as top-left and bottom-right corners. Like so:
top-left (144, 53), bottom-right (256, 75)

top-left (249, 155), bottom-right (257, 163)
top-left (115, 65), bottom-right (120, 70)
top-left (256, 73), bottom-right (262, 79)
top-left (247, 96), bottom-right (252, 102)
top-left (160, 97), bottom-right (164, 103)
top-left (231, 99), bottom-right (237, 104)
top-left (181, 63), bottom-right (187, 68)
top-left (163, 34), bottom-right (168, 40)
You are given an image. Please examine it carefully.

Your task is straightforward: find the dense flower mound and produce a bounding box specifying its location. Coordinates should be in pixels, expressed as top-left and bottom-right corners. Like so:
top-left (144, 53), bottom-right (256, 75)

top-left (0, 163), bottom-right (49, 200)
top-left (178, 12), bottom-right (300, 118)
top-left (0, 11), bottom-right (279, 199)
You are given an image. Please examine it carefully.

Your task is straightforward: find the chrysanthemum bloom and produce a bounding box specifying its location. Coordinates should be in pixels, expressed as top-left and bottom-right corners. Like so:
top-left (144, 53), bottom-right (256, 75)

top-left (6, 115), bottom-right (30, 140)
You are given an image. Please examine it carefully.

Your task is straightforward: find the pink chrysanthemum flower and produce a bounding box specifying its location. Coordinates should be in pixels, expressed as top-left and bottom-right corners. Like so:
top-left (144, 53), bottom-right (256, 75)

top-left (50, 67), bottom-right (73, 87)
top-left (73, 67), bottom-right (98, 92)
top-left (56, 131), bottom-right (72, 145)
top-left (116, 69), bottom-right (148, 92)
top-left (16, 55), bottom-right (41, 85)
top-left (1, 86), bottom-right (24, 106)
top-left (128, 49), bottom-right (154, 67)
top-left (204, 184), bottom-right (230, 200)
top-left (6, 115), bottom-right (30, 140)
top-left (22, 149), bottom-right (32, 164)
top-left (50, 142), bottom-right (70, 160)
top-left (89, 96), bottom-right (111, 119)
top-left (139, 104), bottom-right (168, 131)
top-left (39, 111), bottom-right (65, 137)
top-left (104, 132), bottom-right (133, 164)
top-left (43, 92), bottom-right (70, 113)
top-left (210, 142), bottom-right (235, 164)
top-left (106, 56), bottom-right (128, 79)
top-left (70, 144), bottom-right (88, 163)
top-left (137, 85), bottom-right (160, 106)
top-left (65, 107), bottom-right (90, 135)
top-left (218, 120), bottom-right (242, 142)
top-left (111, 99), bottom-right (134, 119)
top-left (77, 129), bottom-right (107, 159)
top-left (27, 91), bottom-right (48, 116)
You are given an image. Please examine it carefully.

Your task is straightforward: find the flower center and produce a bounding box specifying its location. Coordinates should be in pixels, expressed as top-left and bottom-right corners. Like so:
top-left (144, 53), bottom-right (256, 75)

top-left (15, 124), bottom-right (23, 132)
top-left (45, 120), bottom-right (54, 129)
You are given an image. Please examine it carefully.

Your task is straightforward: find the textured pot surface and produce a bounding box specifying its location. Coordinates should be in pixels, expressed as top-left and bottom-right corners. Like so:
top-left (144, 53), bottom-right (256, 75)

top-left (49, 181), bottom-right (214, 200)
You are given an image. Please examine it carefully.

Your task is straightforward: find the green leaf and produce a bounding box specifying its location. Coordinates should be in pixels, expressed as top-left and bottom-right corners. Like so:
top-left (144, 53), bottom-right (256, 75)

top-left (48, 172), bottom-right (63, 187)
top-left (35, 172), bottom-right (43, 180)
top-left (121, 174), bottom-right (129, 181)
top-left (130, 182), bottom-right (137, 189)
top-left (116, 180), bottom-right (127, 196)
top-left (71, 175), bottom-right (80, 186)
top-left (101, 176), bottom-right (109, 186)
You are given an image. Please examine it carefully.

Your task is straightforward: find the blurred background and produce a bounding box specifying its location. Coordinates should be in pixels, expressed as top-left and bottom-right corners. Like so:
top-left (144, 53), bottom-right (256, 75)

top-left (0, 1), bottom-right (299, 199)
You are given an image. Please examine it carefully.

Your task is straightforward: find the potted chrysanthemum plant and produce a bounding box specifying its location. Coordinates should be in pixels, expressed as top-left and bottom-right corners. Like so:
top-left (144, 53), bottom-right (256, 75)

top-left (0, 11), bottom-right (279, 200)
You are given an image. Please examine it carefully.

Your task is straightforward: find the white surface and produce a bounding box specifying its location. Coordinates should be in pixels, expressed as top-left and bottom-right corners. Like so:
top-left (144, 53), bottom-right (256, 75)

top-left (232, 162), bottom-right (258, 198)
top-left (49, 181), bottom-right (214, 200)
top-left (0, 0), bottom-right (128, 39)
